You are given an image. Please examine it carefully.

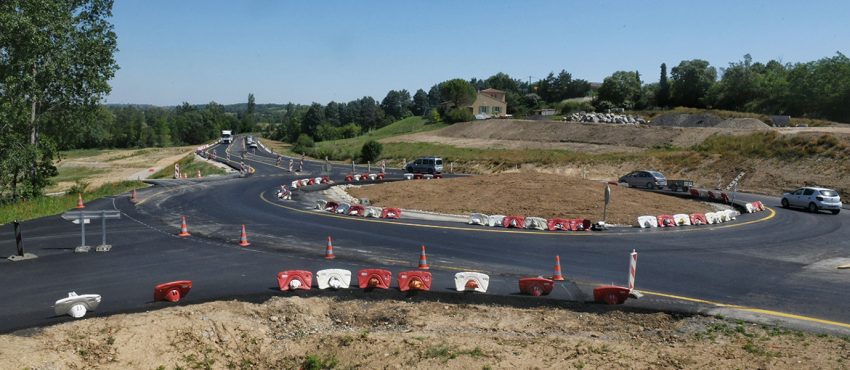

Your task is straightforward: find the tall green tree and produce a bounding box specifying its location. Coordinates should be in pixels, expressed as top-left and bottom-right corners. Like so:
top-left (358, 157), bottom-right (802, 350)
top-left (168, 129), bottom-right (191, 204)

top-left (656, 63), bottom-right (670, 107)
top-left (412, 89), bottom-right (430, 116)
top-left (670, 59), bottom-right (717, 108)
top-left (0, 0), bottom-right (119, 199)
top-left (596, 71), bottom-right (642, 108)
top-left (439, 79), bottom-right (477, 109)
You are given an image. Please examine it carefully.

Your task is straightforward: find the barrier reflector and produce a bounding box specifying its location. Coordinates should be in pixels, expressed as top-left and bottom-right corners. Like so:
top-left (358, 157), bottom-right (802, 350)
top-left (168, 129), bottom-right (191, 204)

top-left (468, 213), bottom-right (489, 226)
top-left (689, 188), bottom-right (701, 198)
top-left (637, 216), bottom-right (658, 228)
top-left (547, 218), bottom-right (570, 231)
top-left (336, 203), bottom-right (351, 214)
top-left (454, 272), bottom-right (489, 293)
top-left (348, 204), bottom-right (366, 216)
top-left (316, 269), bottom-right (352, 290)
top-left (398, 270), bottom-right (432, 292)
top-left (689, 213), bottom-right (707, 225)
top-left (358, 269), bottom-right (392, 289)
top-left (525, 217), bottom-right (547, 230)
top-left (593, 285), bottom-right (630, 305)
top-left (316, 199), bottom-right (328, 210)
top-left (381, 207), bottom-right (402, 219)
top-left (154, 280), bottom-right (192, 302)
top-left (487, 215), bottom-right (506, 227)
top-left (324, 201), bottom-right (339, 213)
top-left (365, 206), bottom-right (382, 218)
top-left (657, 214), bottom-right (676, 227)
top-left (55, 292), bottom-right (102, 318)
top-left (403, 173), bottom-right (414, 180)
top-left (277, 270), bottom-right (312, 291)
top-left (518, 277), bottom-right (554, 296)
top-left (502, 215), bottom-right (526, 228)
top-left (673, 214), bottom-right (691, 226)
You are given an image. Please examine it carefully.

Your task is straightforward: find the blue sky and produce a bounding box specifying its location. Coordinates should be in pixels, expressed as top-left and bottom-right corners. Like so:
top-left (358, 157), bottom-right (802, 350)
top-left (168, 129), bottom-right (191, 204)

top-left (107, 0), bottom-right (850, 106)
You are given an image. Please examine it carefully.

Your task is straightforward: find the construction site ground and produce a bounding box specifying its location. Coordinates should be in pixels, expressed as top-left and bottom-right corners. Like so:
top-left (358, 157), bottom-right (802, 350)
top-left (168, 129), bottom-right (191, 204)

top-left (51, 147), bottom-right (198, 192)
top-left (4, 296), bottom-right (847, 369)
top-left (347, 172), bottom-right (715, 226)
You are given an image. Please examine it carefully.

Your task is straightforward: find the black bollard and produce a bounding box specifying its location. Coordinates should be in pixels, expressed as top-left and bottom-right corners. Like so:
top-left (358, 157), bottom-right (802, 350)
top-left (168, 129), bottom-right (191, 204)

top-left (13, 220), bottom-right (23, 257)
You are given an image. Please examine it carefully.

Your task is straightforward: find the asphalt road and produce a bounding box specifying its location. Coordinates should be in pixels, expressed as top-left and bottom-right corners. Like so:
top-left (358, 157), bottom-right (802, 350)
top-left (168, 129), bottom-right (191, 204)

top-left (2, 137), bottom-right (849, 334)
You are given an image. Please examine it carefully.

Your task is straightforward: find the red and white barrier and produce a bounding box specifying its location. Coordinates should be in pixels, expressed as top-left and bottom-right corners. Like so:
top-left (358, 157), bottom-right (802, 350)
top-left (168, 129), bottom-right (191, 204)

top-left (316, 269), bottom-right (351, 290)
top-left (358, 269), bottom-right (392, 289)
top-left (335, 203), bottom-right (351, 214)
top-left (468, 213), bottom-right (489, 226)
top-left (518, 277), bottom-right (554, 297)
top-left (657, 214), bottom-right (676, 227)
top-left (547, 218), bottom-right (570, 231)
top-left (752, 201), bottom-right (765, 211)
top-left (381, 207), bottom-right (402, 219)
top-left (487, 215), bottom-right (506, 227)
top-left (277, 270), bottom-right (312, 291)
top-left (365, 206), bottom-right (382, 218)
top-left (673, 214), bottom-right (691, 226)
top-left (689, 188), bottom-right (701, 198)
top-left (704, 212), bottom-right (720, 224)
top-left (689, 213), bottom-right (707, 225)
top-left (502, 215), bottom-right (526, 228)
top-left (348, 204), bottom-right (366, 216)
top-left (316, 199), bottom-right (328, 210)
top-left (525, 217), bottom-right (547, 230)
top-left (324, 201), bottom-right (339, 213)
top-left (398, 270), bottom-right (432, 292)
top-left (403, 173), bottom-right (414, 180)
top-left (454, 272), bottom-right (489, 293)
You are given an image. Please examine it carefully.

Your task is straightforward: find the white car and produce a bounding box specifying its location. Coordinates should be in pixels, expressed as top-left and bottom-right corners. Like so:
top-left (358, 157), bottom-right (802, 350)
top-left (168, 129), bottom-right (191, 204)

top-left (781, 187), bottom-right (842, 215)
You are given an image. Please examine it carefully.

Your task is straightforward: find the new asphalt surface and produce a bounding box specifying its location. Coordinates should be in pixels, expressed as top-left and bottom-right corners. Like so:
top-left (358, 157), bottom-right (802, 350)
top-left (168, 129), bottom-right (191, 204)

top-left (2, 137), bottom-right (849, 334)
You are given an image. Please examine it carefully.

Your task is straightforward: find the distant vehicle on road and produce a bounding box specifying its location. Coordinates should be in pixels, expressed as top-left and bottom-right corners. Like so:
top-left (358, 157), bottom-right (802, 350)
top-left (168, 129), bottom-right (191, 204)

top-left (619, 170), bottom-right (667, 189)
top-left (405, 157), bottom-right (443, 174)
top-left (667, 179), bottom-right (693, 192)
top-left (781, 187), bottom-right (842, 214)
top-left (246, 136), bottom-right (258, 149)
top-left (220, 130), bottom-right (233, 144)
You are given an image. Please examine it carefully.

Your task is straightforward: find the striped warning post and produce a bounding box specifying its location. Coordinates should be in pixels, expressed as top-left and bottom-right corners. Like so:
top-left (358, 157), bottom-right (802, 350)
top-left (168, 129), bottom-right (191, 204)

top-left (628, 249), bottom-right (637, 291)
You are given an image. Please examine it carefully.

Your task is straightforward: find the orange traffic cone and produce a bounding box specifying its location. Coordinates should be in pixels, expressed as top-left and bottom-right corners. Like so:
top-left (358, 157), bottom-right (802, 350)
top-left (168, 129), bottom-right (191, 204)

top-left (418, 245), bottom-right (430, 270)
top-left (552, 255), bottom-right (565, 281)
top-left (178, 216), bottom-right (191, 237)
top-left (76, 193), bottom-right (85, 209)
top-left (130, 189), bottom-right (137, 202)
top-left (238, 224), bottom-right (250, 247)
top-left (324, 236), bottom-right (336, 259)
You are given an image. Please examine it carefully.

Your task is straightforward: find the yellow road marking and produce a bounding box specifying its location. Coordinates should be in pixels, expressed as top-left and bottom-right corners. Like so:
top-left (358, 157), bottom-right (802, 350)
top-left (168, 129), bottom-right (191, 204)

top-left (259, 191), bottom-right (776, 236)
top-left (642, 290), bottom-right (850, 329)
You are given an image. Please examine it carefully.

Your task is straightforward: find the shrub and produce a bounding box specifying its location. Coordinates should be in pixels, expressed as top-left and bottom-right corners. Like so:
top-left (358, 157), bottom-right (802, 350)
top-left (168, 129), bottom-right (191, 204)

top-left (360, 140), bottom-right (383, 162)
top-left (292, 134), bottom-right (315, 154)
top-left (444, 108), bottom-right (474, 123)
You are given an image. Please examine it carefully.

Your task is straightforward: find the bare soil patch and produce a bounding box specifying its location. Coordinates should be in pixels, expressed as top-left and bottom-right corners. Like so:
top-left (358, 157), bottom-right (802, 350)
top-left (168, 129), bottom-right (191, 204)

top-left (4, 297), bottom-right (846, 369)
top-left (52, 147), bottom-right (196, 192)
top-left (347, 172), bottom-right (713, 225)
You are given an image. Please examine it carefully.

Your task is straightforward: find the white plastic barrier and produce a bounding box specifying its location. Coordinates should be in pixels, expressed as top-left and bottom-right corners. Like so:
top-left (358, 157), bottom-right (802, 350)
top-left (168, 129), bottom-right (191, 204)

top-left (403, 173), bottom-right (414, 180)
top-left (368, 173), bottom-right (377, 181)
top-left (454, 272), bottom-right (489, 293)
top-left (336, 203), bottom-right (351, 214)
top-left (525, 217), bottom-right (547, 230)
top-left (724, 209), bottom-right (739, 221)
top-left (745, 203), bottom-right (755, 213)
top-left (673, 214), bottom-right (691, 226)
top-left (705, 212), bottom-right (720, 224)
top-left (468, 213), bottom-right (489, 226)
top-left (353, 174), bottom-right (361, 181)
top-left (366, 206), bottom-right (382, 218)
top-left (316, 269), bottom-right (352, 290)
top-left (316, 199), bottom-right (328, 210)
top-left (487, 215), bottom-right (506, 227)
top-left (637, 216), bottom-right (658, 228)
top-left (423, 174), bottom-right (434, 180)
top-left (300, 179), bottom-right (310, 187)
top-left (314, 177), bottom-right (323, 184)
top-left (291, 180), bottom-right (300, 189)
top-left (54, 292), bottom-right (101, 319)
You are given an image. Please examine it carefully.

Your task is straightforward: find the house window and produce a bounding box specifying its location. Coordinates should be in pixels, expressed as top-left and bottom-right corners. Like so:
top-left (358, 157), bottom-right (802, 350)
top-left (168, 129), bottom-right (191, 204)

top-left (493, 106), bottom-right (501, 113)
top-left (479, 106), bottom-right (489, 113)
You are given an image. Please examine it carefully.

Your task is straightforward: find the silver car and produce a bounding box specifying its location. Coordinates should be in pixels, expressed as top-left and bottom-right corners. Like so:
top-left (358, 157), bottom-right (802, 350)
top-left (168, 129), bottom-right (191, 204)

top-left (781, 187), bottom-right (842, 214)
top-left (619, 170), bottom-right (667, 190)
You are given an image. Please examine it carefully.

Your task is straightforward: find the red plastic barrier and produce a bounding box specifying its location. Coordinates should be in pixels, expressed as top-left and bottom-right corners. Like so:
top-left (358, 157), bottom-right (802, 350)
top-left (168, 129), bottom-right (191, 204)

top-left (154, 280), bottom-right (193, 303)
top-left (321, 176), bottom-right (331, 184)
top-left (689, 188), bottom-right (700, 198)
top-left (690, 213), bottom-right (708, 225)
top-left (358, 269), bottom-right (392, 289)
top-left (657, 214), bottom-right (676, 227)
top-left (324, 201), bottom-right (339, 213)
top-left (381, 207), bottom-right (402, 219)
top-left (307, 178), bottom-right (315, 185)
top-left (502, 215), bottom-right (526, 228)
top-left (348, 204), bottom-right (366, 216)
top-left (752, 200), bottom-right (765, 211)
top-left (720, 192), bottom-right (730, 203)
top-left (397, 271), bottom-right (432, 292)
top-left (376, 173), bottom-right (385, 180)
top-left (345, 175), bottom-right (353, 182)
top-left (433, 173), bottom-right (442, 179)
top-left (358, 173), bottom-right (368, 181)
top-left (518, 277), bottom-right (554, 296)
top-left (707, 191), bottom-right (717, 200)
top-left (546, 218), bottom-right (570, 231)
top-left (593, 285), bottom-right (630, 305)
top-left (574, 219), bottom-right (591, 231)
top-left (277, 270), bottom-right (312, 291)
top-left (413, 173), bottom-right (423, 180)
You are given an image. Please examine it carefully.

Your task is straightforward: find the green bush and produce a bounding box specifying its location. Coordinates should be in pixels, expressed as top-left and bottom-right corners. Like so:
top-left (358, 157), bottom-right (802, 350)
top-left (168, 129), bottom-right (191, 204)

top-left (559, 100), bottom-right (594, 114)
top-left (360, 140), bottom-right (383, 162)
top-left (292, 134), bottom-right (315, 154)
top-left (444, 108), bottom-right (474, 123)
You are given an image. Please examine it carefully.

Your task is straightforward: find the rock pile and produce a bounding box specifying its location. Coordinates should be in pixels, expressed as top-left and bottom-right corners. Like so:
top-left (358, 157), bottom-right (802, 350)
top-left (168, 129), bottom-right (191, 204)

top-left (565, 112), bottom-right (647, 125)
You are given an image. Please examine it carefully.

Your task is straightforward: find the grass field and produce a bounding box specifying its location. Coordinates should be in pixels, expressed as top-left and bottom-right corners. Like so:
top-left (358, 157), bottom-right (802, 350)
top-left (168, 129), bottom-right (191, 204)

top-left (0, 181), bottom-right (146, 224)
top-left (150, 154), bottom-right (228, 179)
top-left (308, 116), bottom-right (446, 160)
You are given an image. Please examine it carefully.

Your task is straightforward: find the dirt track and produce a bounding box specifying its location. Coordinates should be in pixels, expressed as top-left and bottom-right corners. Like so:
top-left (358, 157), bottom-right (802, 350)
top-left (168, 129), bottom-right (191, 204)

top-left (347, 172), bottom-right (714, 226)
top-left (4, 296), bottom-right (847, 369)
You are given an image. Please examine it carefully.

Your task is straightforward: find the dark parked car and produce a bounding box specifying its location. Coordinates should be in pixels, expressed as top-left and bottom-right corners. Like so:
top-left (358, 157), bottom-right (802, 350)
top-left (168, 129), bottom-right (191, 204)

top-left (619, 170), bottom-right (667, 189)
top-left (405, 157), bottom-right (443, 174)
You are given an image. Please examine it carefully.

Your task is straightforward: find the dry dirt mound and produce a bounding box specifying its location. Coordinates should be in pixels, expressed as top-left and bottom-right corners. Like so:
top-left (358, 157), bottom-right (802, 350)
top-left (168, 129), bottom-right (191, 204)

top-left (347, 172), bottom-right (713, 225)
top-left (650, 112), bottom-right (724, 128)
top-left (3, 297), bottom-right (845, 369)
top-left (715, 118), bottom-right (771, 129)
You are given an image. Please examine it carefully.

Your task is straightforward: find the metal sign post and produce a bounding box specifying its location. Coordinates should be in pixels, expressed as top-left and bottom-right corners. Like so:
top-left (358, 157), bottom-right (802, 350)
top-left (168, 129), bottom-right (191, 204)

top-left (62, 210), bottom-right (121, 253)
top-left (603, 184), bottom-right (611, 223)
